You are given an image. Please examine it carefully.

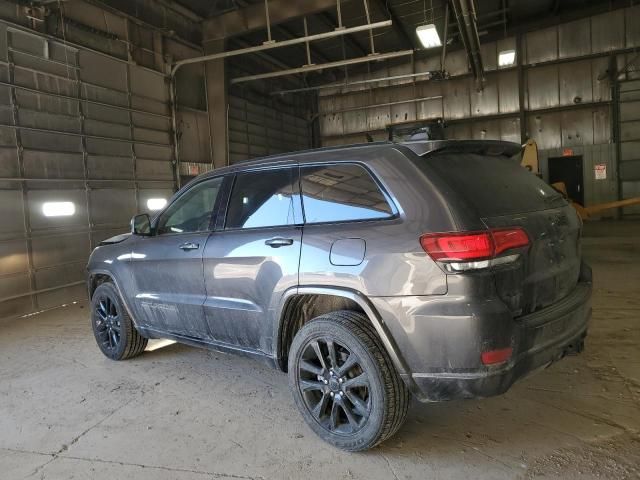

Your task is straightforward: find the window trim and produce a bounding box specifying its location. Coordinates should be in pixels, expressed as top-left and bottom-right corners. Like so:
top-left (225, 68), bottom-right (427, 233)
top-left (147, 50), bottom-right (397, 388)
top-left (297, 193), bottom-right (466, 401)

top-left (299, 161), bottom-right (399, 227)
top-left (221, 165), bottom-right (303, 232)
top-left (152, 175), bottom-right (226, 237)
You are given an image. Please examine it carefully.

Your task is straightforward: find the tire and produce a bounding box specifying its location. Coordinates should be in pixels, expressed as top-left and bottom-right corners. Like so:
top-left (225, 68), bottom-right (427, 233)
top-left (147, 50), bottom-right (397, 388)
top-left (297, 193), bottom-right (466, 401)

top-left (288, 310), bottom-right (409, 451)
top-left (91, 282), bottom-right (147, 361)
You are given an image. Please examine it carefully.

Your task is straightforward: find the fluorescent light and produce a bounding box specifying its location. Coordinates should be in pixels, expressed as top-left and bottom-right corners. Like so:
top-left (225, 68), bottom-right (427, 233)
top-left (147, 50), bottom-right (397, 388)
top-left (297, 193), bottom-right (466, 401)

top-left (416, 24), bottom-right (441, 49)
top-left (498, 49), bottom-right (516, 67)
top-left (146, 198), bottom-right (167, 211)
top-left (42, 201), bottom-right (75, 217)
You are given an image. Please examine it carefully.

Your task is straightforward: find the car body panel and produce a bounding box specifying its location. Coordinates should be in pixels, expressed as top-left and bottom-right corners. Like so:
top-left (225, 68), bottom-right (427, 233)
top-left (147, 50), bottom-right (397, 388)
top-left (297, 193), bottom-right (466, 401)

top-left (86, 140), bottom-right (592, 403)
top-left (128, 232), bottom-right (210, 338)
top-left (202, 226), bottom-right (303, 353)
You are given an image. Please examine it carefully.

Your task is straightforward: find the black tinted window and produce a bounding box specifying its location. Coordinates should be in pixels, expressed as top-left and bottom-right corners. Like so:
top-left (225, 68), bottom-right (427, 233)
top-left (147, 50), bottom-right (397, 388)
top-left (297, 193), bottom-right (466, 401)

top-left (226, 168), bottom-right (299, 229)
top-left (156, 177), bottom-right (222, 235)
top-left (422, 153), bottom-right (567, 216)
top-left (300, 164), bottom-right (394, 223)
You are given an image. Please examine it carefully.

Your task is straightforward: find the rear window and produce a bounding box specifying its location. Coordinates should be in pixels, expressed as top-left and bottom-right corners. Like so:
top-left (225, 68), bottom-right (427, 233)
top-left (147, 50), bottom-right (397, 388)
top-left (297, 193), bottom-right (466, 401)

top-left (300, 164), bottom-right (394, 224)
top-left (421, 153), bottom-right (566, 216)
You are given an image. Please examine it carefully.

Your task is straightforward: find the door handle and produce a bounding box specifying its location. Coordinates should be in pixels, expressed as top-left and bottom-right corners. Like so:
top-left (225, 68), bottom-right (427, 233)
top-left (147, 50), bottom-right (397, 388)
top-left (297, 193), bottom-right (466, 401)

top-left (265, 237), bottom-right (294, 248)
top-left (179, 242), bottom-right (200, 251)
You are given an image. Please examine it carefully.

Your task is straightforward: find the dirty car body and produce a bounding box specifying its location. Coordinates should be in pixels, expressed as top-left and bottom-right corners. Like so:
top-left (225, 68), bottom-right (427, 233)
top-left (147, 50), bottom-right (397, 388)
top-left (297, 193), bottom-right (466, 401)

top-left (87, 140), bottom-right (592, 403)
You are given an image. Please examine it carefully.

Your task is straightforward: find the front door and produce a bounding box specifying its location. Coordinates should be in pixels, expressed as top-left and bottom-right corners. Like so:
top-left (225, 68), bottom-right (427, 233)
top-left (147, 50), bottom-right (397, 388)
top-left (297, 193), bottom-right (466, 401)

top-left (202, 165), bottom-right (303, 353)
top-left (130, 176), bottom-right (224, 338)
top-left (549, 155), bottom-right (584, 205)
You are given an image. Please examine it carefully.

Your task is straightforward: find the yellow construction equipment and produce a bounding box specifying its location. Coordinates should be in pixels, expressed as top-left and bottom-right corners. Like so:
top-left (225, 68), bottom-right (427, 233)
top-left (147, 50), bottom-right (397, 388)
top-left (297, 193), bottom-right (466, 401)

top-left (521, 139), bottom-right (539, 174)
top-left (521, 140), bottom-right (640, 220)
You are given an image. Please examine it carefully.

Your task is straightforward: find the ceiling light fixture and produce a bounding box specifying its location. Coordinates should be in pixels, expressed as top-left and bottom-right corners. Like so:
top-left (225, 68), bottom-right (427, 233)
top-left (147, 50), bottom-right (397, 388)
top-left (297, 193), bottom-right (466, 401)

top-left (416, 24), bottom-right (442, 48)
top-left (416, 0), bottom-right (440, 49)
top-left (498, 49), bottom-right (516, 67)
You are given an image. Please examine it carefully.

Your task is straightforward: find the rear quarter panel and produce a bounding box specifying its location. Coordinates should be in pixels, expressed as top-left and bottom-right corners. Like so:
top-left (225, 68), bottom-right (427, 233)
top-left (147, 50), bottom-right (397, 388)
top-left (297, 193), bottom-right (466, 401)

top-left (298, 146), bottom-right (457, 296)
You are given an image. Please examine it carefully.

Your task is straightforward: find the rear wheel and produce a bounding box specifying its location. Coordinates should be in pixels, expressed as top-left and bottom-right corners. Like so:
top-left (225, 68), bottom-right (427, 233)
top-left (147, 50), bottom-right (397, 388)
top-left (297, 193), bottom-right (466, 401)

top-left (91, 282), bottom-right (147, 360)
top-left (288, 310), bottom-right (409, 451)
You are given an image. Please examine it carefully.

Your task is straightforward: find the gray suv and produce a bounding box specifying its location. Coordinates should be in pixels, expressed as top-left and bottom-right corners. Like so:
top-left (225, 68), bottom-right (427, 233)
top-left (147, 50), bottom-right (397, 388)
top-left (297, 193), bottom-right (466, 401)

top-left (87, 140), bottom-right (592, 451)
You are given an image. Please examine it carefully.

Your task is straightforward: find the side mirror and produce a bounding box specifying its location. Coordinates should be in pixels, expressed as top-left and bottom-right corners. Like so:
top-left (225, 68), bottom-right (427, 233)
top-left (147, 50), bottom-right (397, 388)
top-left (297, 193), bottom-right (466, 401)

top-left (131, 214), bottom-right (151, 236)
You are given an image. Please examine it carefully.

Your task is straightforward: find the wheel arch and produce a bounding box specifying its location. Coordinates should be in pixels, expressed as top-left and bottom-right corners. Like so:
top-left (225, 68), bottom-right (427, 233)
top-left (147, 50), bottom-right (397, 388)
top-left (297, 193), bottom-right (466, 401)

top-left (88, 269), bottom-right (140, 328)
top-left (88, 271), bottom-right (114, 298)
top-left (274, 286), bottom-right (411, 380)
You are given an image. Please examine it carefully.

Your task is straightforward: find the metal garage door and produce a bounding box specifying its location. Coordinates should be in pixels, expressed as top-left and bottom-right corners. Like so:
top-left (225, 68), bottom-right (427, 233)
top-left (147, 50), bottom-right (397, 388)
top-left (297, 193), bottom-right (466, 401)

top-left (617, 79), bottom-right (640, 215)
top-left (0, 21), bottom-right (175, 318)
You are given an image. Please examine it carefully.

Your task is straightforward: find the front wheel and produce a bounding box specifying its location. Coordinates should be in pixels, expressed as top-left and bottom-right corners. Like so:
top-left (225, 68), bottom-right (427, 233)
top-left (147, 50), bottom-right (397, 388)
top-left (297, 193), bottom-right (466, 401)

top-left (288, 310), bottom-right (409, 451)
top-left (91, 282), bottom-right (147, 361)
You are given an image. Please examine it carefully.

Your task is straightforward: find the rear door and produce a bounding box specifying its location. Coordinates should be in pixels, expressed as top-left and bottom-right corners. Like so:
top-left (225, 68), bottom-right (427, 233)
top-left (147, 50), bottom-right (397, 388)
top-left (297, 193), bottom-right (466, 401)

top-left (130, 177), bottom-right (223, 337)
top-left (424, 153), bottom-right (582, 316)
top-left (202, 165), bottom-right (303, 352)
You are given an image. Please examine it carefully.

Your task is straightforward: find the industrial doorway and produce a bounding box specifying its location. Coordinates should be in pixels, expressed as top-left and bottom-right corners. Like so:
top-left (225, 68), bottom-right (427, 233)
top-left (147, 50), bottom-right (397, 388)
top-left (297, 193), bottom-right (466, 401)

top-left (549, 155), bottom-right (584, 205)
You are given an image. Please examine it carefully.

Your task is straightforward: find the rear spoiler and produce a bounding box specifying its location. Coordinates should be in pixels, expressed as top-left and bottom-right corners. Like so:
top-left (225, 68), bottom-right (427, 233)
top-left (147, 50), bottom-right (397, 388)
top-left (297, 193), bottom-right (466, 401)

top-left (400, 140), bottom-right (522, 159)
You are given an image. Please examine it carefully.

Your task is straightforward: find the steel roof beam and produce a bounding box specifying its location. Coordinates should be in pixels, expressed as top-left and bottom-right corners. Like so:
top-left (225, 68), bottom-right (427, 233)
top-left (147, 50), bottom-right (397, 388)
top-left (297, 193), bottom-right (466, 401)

top-left (230, 49), bottom-right (414, 84)
top-left (318, 11), bottom-right (369, 57)
top-left (374, 0), bottom-right (416, 50)
top-left (174, 20), bottom-right (393, 75)
top-left (204, 0), bottom-right (341, 41)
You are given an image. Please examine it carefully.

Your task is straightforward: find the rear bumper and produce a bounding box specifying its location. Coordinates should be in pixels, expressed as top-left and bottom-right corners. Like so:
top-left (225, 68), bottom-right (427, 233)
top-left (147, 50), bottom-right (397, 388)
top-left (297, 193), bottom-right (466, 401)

top-left (371, 263), bottom-right (592, 402)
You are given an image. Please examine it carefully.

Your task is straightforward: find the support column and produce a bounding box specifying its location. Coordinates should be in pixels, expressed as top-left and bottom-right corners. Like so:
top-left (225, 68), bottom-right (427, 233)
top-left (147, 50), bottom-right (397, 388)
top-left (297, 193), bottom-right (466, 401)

top-left (204, 39), bottom-right (228, 169)
top-left (516, 33), bottom-right (527, 144)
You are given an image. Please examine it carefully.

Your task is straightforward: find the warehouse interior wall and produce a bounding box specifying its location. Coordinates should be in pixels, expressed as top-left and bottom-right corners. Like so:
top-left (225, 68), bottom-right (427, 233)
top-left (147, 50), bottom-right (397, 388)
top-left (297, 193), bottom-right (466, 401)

top-left (1, 0), bottom-right (638, 319)
top-left (0, 18), bottom-right (175, 318)
top-left (316, 5), bottom-right (640, 212)
top-left (0, 0), bottom-right (309, 319)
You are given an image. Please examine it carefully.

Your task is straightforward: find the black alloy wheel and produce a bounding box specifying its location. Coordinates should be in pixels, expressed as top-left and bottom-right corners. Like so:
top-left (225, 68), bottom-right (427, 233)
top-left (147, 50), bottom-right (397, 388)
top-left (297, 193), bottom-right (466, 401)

top-left (90, 282), bottom-right (147, 361)
top-left (289, 310), bottom-right (409, 451)
top-left (297, 338), bottom-right (372, 435)
top-left (94, 294), bottom-right (122, 354)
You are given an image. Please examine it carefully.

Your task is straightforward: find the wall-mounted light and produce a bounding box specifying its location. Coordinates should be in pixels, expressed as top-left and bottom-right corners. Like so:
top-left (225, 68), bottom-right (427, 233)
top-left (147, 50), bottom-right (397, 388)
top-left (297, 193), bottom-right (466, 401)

top-left (146, 198), bottom-right (167, 211)
top-left (498, 49), bottom-right (516, 67)
top-left (42, 201), bottom-right (75, 217)
top-left (416, 24), bottom-right (442, 49)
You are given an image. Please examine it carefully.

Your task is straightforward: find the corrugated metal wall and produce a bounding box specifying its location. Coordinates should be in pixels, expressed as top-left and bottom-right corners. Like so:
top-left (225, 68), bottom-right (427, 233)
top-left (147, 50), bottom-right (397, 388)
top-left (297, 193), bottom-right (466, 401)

top-left (319, 7), bottom-right (640, 147)
top-left (0, 20), bottom-right (174, 318)
top-left (228, 92), bottom-right (310, 164)
top-left (538, 144), bottom-right (618, 215)
top-left (173, 43), bottom-right (212, 180)
top-left (617, 79), bottom-right (640, 215)
top-left (317, 6), bottom-right (640, 208)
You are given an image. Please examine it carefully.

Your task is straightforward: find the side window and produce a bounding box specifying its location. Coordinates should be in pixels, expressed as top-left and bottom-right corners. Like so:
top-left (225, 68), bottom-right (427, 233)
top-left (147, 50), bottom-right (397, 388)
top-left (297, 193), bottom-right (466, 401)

top-left (156, 177), bottom-right (223, 235)
top-left (225, 168), bottom-right (300, 229)
top-left (300, 164), bottom-right (394, 224)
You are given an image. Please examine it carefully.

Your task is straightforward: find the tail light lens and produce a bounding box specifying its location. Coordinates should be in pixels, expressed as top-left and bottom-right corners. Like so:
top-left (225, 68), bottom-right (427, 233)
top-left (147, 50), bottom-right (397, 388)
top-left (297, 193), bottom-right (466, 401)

top-left (481, 347), bottom-right (513, 365)
top-left (491, 228), bottom-right (530, 255)
top-left (420, 228), bottom-right (529, 272)
top-left (420, 232), bottom-right (493, 261)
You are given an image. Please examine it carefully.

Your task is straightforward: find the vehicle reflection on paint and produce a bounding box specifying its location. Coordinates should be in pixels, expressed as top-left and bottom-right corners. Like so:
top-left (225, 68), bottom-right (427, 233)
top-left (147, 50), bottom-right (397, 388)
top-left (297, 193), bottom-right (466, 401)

top-left (117, 253), bottom-right (147, 261)
top-left (145, 338), bottom-right (177, 352)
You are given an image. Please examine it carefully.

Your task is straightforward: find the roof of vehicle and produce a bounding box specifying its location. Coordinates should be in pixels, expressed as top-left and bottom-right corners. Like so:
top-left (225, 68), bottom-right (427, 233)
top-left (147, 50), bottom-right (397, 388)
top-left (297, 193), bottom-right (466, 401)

top-left (197, 139), bottom-right (522, 181)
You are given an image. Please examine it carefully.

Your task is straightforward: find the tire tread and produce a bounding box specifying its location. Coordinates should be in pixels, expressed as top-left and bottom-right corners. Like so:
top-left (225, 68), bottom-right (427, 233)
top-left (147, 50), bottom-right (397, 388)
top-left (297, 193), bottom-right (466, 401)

top-left (91, 282), bottom-right (147, 361)
top-left (289, 310), bottom-right (409, 451)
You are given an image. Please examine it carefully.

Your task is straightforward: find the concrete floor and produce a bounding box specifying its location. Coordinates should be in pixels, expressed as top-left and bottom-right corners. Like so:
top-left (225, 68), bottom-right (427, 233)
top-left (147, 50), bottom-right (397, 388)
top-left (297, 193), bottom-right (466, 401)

top-left (1, 221), bottom-right (639, 480)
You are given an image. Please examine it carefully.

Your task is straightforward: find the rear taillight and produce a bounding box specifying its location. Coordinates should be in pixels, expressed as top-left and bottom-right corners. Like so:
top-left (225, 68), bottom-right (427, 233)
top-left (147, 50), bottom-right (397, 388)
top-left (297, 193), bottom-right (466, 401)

top-left (481, 347), bottom-right (513, 366)
top-left (420, 228), bottom-right (529, 272)
top-left (420, 232), bottom-right (493, 261)
top-left (491, 228), bottom-right (530, 255)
